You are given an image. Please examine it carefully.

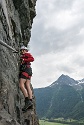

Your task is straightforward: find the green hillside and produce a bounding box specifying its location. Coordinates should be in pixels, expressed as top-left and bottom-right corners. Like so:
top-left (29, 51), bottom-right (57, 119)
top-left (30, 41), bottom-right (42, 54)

top-left (34, 75), bottom-right (84, 120)
top-left (34, 87), bottom-right (53, 117)
top-left (70, 102), bottom-right (84, 120)
top-left (46, 85), bottom-right (81, 119)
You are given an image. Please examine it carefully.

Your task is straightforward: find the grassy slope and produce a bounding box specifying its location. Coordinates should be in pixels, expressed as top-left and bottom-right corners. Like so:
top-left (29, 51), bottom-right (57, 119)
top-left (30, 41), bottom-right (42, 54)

top-left (39, 120), bottom-right (68, 125)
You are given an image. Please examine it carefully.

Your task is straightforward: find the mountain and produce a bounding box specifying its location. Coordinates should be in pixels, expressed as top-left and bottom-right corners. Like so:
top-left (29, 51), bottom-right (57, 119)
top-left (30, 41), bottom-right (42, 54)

top-left (50, 74), bottom-right (78, 86)
top-left (50, 74), bottom-right (83, 90)
top-left (34, 74), bottom-right (84, 119)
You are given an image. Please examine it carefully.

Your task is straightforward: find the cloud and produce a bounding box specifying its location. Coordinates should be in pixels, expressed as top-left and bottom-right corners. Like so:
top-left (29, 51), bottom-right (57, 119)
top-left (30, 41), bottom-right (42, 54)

top-left (31, 0), bottom-right (84, 55)
top-left (30, 0), bottom-right (84, 88)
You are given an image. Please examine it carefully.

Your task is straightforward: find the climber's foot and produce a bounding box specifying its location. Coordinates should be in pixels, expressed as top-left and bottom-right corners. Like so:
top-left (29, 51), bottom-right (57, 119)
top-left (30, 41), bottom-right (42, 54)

top-left (22, 100), bottom-right (33, 112)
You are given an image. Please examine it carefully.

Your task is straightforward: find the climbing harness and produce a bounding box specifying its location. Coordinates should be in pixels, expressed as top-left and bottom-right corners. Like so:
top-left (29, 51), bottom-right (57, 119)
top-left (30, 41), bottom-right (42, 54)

top-left (0, 39), bottom-right (18, 53)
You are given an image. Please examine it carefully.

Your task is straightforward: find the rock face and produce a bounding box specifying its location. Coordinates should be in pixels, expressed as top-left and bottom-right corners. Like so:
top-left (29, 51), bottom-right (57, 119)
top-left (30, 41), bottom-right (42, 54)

top-left (0, 0), bottom-right (39, 125)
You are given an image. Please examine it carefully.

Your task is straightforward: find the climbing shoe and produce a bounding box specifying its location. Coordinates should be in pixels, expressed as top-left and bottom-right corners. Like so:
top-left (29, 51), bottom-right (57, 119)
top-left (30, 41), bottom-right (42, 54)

top-left (22, 98), bottom-right (33, 112)
top-left (28, 104), bottom-right (33, 109)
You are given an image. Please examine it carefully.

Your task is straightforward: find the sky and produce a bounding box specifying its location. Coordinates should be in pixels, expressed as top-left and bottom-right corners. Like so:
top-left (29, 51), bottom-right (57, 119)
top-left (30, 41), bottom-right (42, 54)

top-left (30, 0), bottom-right (84, 88)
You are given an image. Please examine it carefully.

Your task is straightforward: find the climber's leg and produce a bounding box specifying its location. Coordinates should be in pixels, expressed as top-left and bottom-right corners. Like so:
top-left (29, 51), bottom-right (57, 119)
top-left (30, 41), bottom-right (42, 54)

top-left (21, 78), bottom-right (33, 112)
top-left (19, 78), bottom-right (28, 97)
top-left (25, 79), bottom-right (32, 99)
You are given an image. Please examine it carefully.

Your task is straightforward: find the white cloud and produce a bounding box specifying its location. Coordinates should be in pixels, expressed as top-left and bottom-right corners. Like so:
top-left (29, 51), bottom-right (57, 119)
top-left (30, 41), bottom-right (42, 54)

top-left (44, 10), bottom-right (77, 30)
top-left (72, 0), bottom-right (84, 14)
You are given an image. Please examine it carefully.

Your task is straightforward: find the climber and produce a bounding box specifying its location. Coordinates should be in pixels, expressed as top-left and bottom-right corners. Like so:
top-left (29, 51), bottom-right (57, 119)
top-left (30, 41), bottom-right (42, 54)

top-left (19, 45), bottom-right (34, 112)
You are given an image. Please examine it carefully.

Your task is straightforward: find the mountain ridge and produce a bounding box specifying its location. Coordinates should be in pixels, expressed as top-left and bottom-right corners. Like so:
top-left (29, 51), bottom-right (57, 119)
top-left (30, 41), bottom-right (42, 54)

top-left (46, 74), bottom-right (84, 91)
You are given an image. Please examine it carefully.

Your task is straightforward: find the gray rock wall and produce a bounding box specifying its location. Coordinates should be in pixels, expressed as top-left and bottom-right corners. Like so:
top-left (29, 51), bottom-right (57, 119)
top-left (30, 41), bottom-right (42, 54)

top-left (0, 0), bottom-right (39, 125)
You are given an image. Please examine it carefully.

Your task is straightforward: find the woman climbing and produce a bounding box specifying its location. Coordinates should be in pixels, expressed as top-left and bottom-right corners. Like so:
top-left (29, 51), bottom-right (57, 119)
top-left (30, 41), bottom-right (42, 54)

top-left (19, 46), bottom-right (34, 112)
